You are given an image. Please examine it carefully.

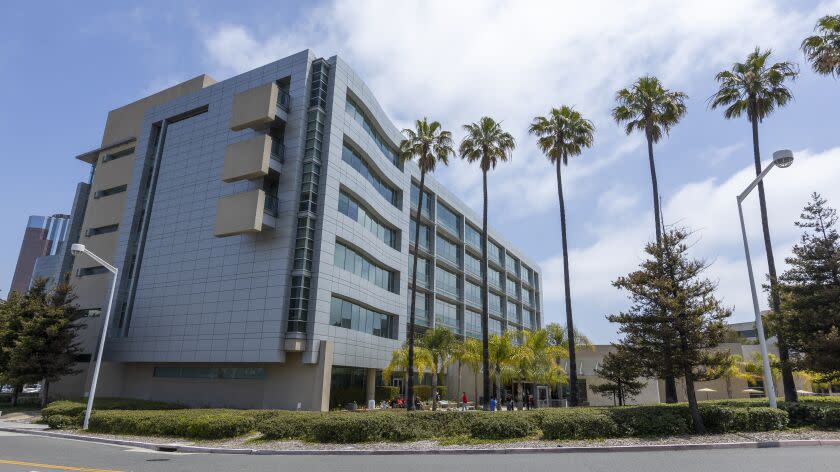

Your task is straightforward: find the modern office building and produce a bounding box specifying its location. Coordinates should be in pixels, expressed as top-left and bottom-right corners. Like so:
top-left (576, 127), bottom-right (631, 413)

top-left (51, 50), bottom-right (543, 410)
top-left (9, 214), bottom-right (70, 293)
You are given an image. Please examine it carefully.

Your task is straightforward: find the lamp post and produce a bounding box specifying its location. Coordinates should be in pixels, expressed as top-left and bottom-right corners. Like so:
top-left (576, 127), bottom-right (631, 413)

top-left (70, 243), bottom-right (118, 429)
top-left (735, 150), bottom-right (794, 409)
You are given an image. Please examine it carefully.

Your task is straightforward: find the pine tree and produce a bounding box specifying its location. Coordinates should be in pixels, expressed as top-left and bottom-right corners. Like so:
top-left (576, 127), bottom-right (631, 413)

top-left (4, 279), bottom-right (85, 407)
top-left (609, 229), bottom-right (731, 433)
top-left (777, 193), bottom-right (840, 381)
top-left (589, 350), bottom-right (647, 406)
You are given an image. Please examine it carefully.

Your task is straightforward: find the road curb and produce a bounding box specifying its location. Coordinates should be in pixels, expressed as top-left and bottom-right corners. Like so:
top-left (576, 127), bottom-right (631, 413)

top-left (2, 426), bottom-right (839, 456)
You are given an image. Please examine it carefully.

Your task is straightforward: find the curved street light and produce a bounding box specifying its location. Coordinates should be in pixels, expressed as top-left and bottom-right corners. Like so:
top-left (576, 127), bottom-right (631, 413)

top-left (735, 149), bottom-right (794, 409)
top-left (70, 243), bottom-right (118, 430)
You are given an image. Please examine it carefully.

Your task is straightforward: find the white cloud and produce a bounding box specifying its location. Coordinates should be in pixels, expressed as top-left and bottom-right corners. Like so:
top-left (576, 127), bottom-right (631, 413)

top-left (541, 147), bottom-right (840, 343)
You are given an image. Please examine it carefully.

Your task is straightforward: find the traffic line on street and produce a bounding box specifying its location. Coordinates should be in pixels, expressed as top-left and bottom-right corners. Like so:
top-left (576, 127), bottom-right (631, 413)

top-left (0, 459), bottom-right (123, 472)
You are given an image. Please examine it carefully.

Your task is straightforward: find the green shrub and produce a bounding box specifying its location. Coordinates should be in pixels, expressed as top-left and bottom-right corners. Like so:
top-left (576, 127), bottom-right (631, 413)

top-left (44, 414), bottom-right (81, 429)
top-left (311, 413), bottom-right (418, 443)
top-left (88, 409), bottom-right (256, 439)
top-left (469, 413), bottom-right (534, 439)
top-left (256, 412), bottom-right (323, 440)
top-left (819, 408), bottom-right (840, 429)
top-left (376, 386), bottom-right (400, 402)
top-left (700, 406), bottom-right (787, 433)
top-left (541, 409), bottom-right (619, 440)
top-left (606, 405), bottom-right (691, 436)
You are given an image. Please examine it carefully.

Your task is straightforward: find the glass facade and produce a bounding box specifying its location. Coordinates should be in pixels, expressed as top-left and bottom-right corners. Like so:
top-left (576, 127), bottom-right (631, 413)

top-left (435, 266), bottom-right (459, 298)
top-left (338, 191), bottom-right (397, 249)
top-left (437, 202), bottom-right (460, 236)
top-left (341, 144), bottom-right (398, 206)
top-left (345, 95), bottom-right (400, 168)
top-left (330, 296), bottom-right (396, 339)
top-left (411, 183), bottom-right (433, 218)
top-left (435, 234), bottom-right (459, 266)
top-left (465, 309), bottom-right (482, 339)
top-left (488, 267), bottom-right (502, 289)
top-left (506, 253), bottom-right (518, 275)
top-left (489, 317), bottom-right (503, 337)
top-left (334, 242), bottom-right (396, 293)
top-left (488, 241), bottom-right (502, 265)
top-left (464, 280), bottom-right (482, 308)
top-left (522, 307), bottom-right (534, 329)
top-left (153, 367), bottom-right (266, 379)
top-left (435, 299), bottom-right (459, 332)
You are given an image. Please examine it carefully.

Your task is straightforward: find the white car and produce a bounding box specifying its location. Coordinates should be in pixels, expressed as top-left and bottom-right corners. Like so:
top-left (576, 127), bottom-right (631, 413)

top-left (0, 385), bottom-right (12, 394)
top-left (22, 384), bottom-right (41, 394)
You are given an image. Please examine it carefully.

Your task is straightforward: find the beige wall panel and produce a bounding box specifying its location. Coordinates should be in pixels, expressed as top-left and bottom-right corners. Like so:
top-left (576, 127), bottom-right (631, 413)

top-left (222, 135), bottom-right (271, 182)
top-left (214, 189), bottom-right (265, 237)
top-left (229, 82), bottom-right (278, 131)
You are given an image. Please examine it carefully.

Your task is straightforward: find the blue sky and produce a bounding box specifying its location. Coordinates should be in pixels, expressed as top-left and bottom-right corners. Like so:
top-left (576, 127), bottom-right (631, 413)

top-left (2, 0), bottom-right (839, 343)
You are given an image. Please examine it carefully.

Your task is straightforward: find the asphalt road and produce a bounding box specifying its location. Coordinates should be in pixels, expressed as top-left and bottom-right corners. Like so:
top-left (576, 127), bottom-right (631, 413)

top-left (1, 432), bottom-right (840, 472)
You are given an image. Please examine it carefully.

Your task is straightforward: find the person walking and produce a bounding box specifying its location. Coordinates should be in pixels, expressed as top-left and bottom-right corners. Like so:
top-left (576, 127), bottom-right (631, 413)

top-left (506, 394), bottom-right (513, 411)
top-left (461, 392), bottom-right (468, 411)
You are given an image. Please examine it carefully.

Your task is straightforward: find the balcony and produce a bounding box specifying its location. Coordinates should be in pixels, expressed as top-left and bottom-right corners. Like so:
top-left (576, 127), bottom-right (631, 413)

top-left (214, 189), bottom-right (276, 237)
top-left (222, 135), bottom-right (282, 183)
top-left (230, 82), bottom-right (288, 131)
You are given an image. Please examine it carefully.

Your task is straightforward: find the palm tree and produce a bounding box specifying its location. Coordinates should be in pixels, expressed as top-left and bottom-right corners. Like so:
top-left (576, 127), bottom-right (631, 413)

top-left (459, 117), bottom-right (516, 409)
top-left (802, 14), bottom-right (840, 77)
top-left (400, 118), bottom-right (454, 410)
top-left (612, 76), bottom-right (687, 403)
top-left (708, 354), bottom-right (749, 399)
top-left (488, 331), bottom-right (516, 401)
top-left (461, 337), bottom-right (483, 407)
top-left (418, 326), bottom-right (456, 410)
top-left (711, 48), bottom-right (799, 403)
top-left (529, 107), bottom-right (595, 406)
top-left (510, 329), bottom-right (567, 403)
top-left (382, 344), bottom-right (433, 398)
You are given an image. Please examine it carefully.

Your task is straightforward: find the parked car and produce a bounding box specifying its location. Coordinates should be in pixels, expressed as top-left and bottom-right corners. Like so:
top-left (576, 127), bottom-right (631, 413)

top-left (22, 384), bottom-right (41, 394)
top-left (0, 385), bottom-right (12, 394)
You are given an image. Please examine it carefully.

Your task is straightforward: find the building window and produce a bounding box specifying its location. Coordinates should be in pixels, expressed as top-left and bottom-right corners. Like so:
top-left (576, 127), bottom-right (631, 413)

top-left (345, 95), bottom-right (400, 168)
top-left (436, 202), bottom-right (461, 237)
top-left (329, 296), bottom-right (396, 339)
top-left (338, 191), bottom-right (398, 249)
top-left (77, 266), bottom-right (110, 277)
top-left (407, 291), bottom-right (430, 327)
top-left (411, 183), bottom-right (433, 219)
top-left (102, 148), bottom-right (134, 163)
top-left (507, 300), bottom-right (520, 324)
top-left (465, 224), bottom-right (482, 250)
top-left (409, 255), bottom-right (430, 289)
top-left (334, 241), bottom-right (397, 293)
top-left (410, 217), bottom-right (431, 251)
top-left (85, 224), bottom-right (119, 237)
top-left (522, 265), bottom-right (533, 285)
top-left (488, 292), bottom-right (502, 315)
top-left (506, 254), bottom-right (518, 275)
top-left (342, 143), bottom-right (399, 207)
top-left (152, 366), bottom-right (266, 379)
top-left (522, 307), bottom-right (534, 329)
top-left (465, 252), bottom-right (482, 278)
top-left (506, 277), bottom-right (519, 299)
top-left (489, 317), bottom-right (503, 337)
top-left (435, 266), bottom-right (459, 299)
top-left (465, 280), bottom-right (482, 309)
top-left (93, 184), bottom-right (127, 199)
top-left (488, 268), bottom-right (502, 289)
top-left (488, 242), bottom-right (502, 265)
top-left (465, 309), bottom-right (482, 339)
top-left (434, 299), bottom-right (460, 332)
top-left (435, 234), bottom-right (460, 266)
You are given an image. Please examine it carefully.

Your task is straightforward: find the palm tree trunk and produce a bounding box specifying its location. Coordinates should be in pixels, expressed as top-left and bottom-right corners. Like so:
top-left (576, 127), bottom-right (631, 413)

top-left (646, 127), bottom-right (678, 404)
top-left (431, 360), bottom-right (439, 411)
top-left (457, 360), bottom-right (462, 403)
top-left (749, 111), bottom-right (798, 404)
top-left (556, 159), bottom-right (578, 407)
top-left (725, 376), bottom-right (732, 399)
top-left (481, 169), bottom-right (492, 409)
top-left (407, 170), bottom-right (427, 410)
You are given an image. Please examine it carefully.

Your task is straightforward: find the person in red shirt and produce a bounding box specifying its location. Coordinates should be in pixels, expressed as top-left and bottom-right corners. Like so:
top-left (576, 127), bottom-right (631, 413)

top-left (461, 392), bottom-right (468, 411)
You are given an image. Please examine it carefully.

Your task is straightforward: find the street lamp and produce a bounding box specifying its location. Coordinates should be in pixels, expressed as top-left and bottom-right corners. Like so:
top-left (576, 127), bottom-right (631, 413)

top-left (70, 243), bottom-right (118, 429)
top-left (735, 149), bottom-right (794, 409)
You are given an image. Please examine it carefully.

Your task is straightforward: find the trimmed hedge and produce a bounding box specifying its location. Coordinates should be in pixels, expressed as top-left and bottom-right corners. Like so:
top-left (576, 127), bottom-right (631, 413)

top-left (469, 412), bottom-right (534, 439)
top-left (256, 412), bottom-right (324, 440)
top-left (540, 409), bottom-right (619, 440)
top-left (41, 398), bottom-right (186, 429)
top-left (88, 409), bottom-right (256, 439)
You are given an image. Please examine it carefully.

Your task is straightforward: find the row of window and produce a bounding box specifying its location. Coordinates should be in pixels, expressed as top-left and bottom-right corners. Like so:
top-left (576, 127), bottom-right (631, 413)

top-left (152, 367), bottom-right (266, 380)
top-left (411, 184), bottom-right (433, 218)
top-left (345, 96), bottom-right (400, 168)
top-left (435, 266), bottom-right (459, 298)
top-left (437, 202), bottom-right (460, 237)
top-left (410, 218), bottom-right (432, 251)
top-left (85, 224), bottom-right (119, 237)
top-left (410, 300), bottom-right (507, 338)
top-left (338, 191), bottom-right (398, 249)
top-left (436, 234), bottom-right (459, 265)
top-left (329, 296), bottom-right (396, 339)
top-left (94, 184), bottom-right (127, 199)
top-left (342, 144), bottom-right (399, 207)
top-left (334, 242), bottom-right (397, 293)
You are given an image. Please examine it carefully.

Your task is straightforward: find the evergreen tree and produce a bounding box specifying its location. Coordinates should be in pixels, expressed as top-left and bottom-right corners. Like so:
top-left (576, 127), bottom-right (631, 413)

top-left (0, 290), bottom-right (27, 406)
top-left (589, 350), bottom-right (647, 406)
top-left (778, 193), bottom-right (840, 381)
top-left (609, 229), bottom-right (731, 433)
top-left (4, 279), bottom-right (85, 407)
